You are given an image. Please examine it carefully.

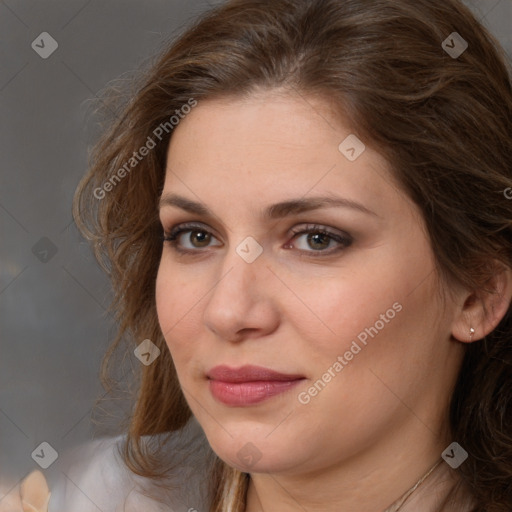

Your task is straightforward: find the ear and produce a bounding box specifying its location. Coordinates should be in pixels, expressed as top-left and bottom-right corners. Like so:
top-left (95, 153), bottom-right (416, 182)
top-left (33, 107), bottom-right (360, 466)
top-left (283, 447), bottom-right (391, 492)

top-left (451, 263), bottom-right (512, 343)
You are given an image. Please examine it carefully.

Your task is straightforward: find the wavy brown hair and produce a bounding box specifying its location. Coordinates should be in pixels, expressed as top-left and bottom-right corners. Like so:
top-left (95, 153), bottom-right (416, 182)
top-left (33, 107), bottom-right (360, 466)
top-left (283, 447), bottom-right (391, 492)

top-left (73, 0), bottom-right (512, 510)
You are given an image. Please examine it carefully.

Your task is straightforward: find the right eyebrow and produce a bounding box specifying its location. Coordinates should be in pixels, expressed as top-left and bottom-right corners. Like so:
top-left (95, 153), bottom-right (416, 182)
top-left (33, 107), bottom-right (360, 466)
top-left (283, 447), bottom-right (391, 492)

top-left (158, 193), bottom-right (379, 219)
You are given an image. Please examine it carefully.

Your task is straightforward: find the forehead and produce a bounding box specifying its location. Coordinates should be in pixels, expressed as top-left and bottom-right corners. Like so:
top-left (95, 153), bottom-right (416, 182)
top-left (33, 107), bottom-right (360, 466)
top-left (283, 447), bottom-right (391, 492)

top-left (167, 90), bottom-right (344, 155)
top-left (162, 91), bottom-right (410, 222)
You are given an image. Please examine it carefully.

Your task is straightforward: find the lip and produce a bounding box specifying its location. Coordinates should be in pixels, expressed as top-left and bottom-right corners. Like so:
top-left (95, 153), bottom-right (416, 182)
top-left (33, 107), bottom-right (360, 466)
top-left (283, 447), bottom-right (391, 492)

top-left (207, 365), bottom-right (305, 406)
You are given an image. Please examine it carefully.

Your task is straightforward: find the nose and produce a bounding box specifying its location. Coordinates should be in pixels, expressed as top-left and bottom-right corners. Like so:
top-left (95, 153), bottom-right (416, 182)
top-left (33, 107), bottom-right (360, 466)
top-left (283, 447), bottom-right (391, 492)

top-left (202, 244), bottom-right (281, 343)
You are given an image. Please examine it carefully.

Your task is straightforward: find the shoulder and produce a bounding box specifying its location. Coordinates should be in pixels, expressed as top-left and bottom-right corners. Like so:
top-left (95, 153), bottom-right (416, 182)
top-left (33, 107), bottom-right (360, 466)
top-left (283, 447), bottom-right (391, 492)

top-left (48, 419), bottom-right (212, 512)
top-left (48, 435), bottom-right (135, 512)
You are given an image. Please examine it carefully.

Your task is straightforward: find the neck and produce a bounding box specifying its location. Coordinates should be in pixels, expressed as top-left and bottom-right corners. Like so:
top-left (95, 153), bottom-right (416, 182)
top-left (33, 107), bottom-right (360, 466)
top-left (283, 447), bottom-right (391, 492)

top-left (243, 420), bottom-right (469, 512)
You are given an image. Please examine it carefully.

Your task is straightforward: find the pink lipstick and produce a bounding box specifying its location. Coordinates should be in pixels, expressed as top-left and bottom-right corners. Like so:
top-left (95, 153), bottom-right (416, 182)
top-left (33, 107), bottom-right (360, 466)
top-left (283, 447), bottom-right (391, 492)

top-left (207, 365), bottom-right (305, 406)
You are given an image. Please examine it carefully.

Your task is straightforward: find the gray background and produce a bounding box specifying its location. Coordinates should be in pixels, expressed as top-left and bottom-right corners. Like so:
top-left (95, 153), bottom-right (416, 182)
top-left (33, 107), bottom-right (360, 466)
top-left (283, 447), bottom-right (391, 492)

top-left (0, 0), bottom-right (511, 499)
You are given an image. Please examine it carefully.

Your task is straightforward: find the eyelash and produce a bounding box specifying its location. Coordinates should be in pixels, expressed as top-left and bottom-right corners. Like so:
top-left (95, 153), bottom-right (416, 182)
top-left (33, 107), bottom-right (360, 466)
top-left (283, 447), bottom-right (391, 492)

top-left (161, 222), bottom-right (353, 257)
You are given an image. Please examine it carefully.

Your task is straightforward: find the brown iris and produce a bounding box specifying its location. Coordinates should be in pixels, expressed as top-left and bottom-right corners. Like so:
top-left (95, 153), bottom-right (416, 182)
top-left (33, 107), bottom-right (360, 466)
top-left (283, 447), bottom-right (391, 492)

top-left (307, 232), bottom-right (330, 250)
top-left (189, 230), bottom-right (211, 247)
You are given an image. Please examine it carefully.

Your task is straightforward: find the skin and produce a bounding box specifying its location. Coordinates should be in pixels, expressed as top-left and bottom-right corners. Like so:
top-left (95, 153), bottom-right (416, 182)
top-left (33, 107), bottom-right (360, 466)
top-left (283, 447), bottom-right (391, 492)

top-left (155, 89), bottom-right (512, 512)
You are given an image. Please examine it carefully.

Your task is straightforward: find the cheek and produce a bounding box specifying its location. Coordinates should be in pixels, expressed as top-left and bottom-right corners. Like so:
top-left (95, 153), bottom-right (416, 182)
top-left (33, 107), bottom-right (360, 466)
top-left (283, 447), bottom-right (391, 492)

top-left (155, 261), bottom-right (200, 354)
top-left (155, 263), bottom-right (211, 394)
top-left (285, 247), bottom-right (439, 377)
top-left (281, 262), bottom-right (400, 353)
top-left (155, 262), bottom-right (174, 337)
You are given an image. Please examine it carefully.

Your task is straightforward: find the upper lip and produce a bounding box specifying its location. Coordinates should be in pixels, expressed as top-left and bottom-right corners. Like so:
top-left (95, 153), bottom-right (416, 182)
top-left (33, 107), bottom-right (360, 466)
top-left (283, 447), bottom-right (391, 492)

top-left (207, 365), bottom-right (304, 382)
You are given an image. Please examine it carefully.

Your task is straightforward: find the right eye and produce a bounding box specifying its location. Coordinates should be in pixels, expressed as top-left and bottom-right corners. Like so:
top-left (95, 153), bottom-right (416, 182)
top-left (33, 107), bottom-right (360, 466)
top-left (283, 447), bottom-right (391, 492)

top-left (162, 222), bottom-right (223, 253)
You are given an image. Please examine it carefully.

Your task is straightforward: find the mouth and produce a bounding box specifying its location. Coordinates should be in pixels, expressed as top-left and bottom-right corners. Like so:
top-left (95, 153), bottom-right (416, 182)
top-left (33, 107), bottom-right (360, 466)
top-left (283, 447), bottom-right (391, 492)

top-left (206, 365), bottom-right (306, 406)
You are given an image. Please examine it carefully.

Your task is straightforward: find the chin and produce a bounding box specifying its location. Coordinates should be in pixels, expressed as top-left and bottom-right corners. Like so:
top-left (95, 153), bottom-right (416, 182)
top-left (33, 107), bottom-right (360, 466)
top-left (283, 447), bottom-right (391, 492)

top-left (201, 423), bottom-right (308, 474)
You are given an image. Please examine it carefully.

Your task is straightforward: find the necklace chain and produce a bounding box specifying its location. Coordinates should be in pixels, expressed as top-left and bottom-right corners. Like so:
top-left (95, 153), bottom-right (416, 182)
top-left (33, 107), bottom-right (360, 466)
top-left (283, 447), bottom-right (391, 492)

top-left (390, 458), bottom-right (444, 512)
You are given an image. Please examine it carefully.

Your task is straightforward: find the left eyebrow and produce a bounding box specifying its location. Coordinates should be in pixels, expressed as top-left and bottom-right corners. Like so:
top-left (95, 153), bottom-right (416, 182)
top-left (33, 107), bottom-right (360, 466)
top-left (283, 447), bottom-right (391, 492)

top-left (158, 193), bottom-right (379, 218)
top-left (263, 196), bottom-right (378, 219)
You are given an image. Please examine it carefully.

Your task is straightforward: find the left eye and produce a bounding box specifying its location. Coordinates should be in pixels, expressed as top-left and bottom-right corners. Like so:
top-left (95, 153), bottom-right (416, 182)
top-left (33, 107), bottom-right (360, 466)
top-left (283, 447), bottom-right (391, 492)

top-left (288, 226), bottom-right (353, 254)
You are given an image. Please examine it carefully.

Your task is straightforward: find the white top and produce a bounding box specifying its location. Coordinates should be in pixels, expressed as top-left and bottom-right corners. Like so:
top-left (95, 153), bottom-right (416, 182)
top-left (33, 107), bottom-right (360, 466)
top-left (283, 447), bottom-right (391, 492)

top-left (47, 418), bottom-right (214, 512)
top-left (42, 416), bottom-right (475, 512)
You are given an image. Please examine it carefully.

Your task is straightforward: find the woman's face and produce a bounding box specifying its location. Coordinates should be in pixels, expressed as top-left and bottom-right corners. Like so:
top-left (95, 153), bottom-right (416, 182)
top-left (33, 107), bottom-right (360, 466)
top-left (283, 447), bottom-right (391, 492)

top-left (156, 90), bottom-right (465, 476)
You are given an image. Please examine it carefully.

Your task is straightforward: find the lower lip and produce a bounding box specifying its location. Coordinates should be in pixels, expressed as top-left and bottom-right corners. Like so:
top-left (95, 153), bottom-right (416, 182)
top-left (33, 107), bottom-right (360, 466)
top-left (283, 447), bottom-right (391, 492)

top-left (209, 379), bottom-right (303, 406)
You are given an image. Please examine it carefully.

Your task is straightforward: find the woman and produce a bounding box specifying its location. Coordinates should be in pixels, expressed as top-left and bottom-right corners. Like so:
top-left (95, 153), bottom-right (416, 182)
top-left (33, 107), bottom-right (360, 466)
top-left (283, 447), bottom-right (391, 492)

top-left (30, 0), bottom-right (512, 510)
